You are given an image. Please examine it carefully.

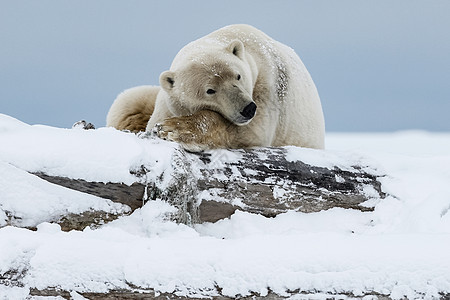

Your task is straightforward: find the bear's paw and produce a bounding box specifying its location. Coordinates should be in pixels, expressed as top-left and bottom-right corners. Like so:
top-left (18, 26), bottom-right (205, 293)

top-left (154, 110), bottom-right (234, 152)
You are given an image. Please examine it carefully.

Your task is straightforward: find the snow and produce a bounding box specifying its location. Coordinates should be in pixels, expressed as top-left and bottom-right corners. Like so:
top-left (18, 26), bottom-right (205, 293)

top-left (0, 162), bottom-right (128, 228)
top-left (0, 114), bottom-right (175, 185)
top-left (1, 113), bottom-right (450, 299)
top-left (285, 146), bottom-right (375, 174)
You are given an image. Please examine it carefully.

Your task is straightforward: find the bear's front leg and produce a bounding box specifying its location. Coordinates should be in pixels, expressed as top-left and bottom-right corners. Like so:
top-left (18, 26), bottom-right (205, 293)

top-left (155, 110), bottom-right (237, 152)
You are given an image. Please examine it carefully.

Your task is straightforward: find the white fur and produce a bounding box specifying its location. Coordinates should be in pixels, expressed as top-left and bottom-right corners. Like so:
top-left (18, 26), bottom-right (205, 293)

top-left (106, 85), bottom-right (159, 131)
top-left (146, 24), bottom-right (325, 149)
top-left (107, 24), bottom-right (325, 149)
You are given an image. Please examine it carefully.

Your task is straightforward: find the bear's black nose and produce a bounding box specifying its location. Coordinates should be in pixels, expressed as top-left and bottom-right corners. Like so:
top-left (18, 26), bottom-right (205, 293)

top-left (240, 102), bottom-right (257, 119)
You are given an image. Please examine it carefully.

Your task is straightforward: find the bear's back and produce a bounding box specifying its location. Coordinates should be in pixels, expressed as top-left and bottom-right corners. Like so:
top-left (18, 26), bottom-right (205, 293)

top-left (170, 24), bottom-right (275, 70)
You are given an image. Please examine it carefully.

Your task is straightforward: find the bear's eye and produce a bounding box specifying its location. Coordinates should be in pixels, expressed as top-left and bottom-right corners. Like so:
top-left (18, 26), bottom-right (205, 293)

top-left (206, 89), bottom-right (216, 95)
top-left (237, 74), bottom-right (241, 81)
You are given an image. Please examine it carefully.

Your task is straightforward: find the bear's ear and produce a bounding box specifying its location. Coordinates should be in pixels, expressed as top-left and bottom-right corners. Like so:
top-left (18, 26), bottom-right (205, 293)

top-left (227, 40), bottom-right (245, 60)
top-left (160, 71), bottom-right (175, 91)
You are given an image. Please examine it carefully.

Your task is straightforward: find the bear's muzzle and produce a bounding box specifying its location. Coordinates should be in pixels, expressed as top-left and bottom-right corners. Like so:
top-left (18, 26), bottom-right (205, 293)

top-left (233, 102), bottom-right (257, 125)
top-left (240, 102), bottom-right (257, 119)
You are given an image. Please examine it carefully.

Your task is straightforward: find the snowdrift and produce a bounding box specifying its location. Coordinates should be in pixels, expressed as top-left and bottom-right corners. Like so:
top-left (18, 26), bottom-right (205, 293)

top-left (1, 113), bottom-right (450, 299)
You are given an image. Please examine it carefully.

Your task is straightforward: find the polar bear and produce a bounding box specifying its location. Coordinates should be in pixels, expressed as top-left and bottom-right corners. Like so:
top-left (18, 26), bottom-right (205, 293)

top-left (106, 85), bottom-right (160, 132)
top-left (107, 24), bottom-right (325, 151)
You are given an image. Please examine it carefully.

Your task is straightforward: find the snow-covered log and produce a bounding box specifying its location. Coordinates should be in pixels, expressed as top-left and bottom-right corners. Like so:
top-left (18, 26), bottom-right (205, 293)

top-left (33, 146), bottom-right (384, 229)
top-left (27, 288), bottom-right (416, 300)
top-left (3, 116), bottom-right (450, 299)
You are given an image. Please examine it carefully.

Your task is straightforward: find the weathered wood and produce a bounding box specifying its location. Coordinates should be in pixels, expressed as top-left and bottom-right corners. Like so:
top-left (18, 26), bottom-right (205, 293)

top-left (27, 287), bottom-right (450, 300)
top-left (189, 148), bottom-right (383, 223)
top-left (56, 211), bottom-right (126, 232)
top-left (28, 146), bottom-right (384, 229)
top-left (33, 173), bottom-right (145, 211)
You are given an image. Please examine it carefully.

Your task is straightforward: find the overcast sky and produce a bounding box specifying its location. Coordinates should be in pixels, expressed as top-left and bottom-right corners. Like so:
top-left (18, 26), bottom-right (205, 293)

top-left (1, 0), bottom-right (449, 132)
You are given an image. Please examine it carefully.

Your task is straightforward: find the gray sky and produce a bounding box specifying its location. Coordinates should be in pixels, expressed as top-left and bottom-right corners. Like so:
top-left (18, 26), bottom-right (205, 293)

top-left (1, 0), bottom-right (449, 132)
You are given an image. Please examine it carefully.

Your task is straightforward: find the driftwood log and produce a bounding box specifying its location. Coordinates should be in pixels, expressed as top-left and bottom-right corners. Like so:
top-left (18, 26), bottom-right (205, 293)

top-left (31, 146), bottom-right (385, 230)
top-left (28, 287), bottom-right (397, 300)
top-left (6, 146), bottom-right (428, 300)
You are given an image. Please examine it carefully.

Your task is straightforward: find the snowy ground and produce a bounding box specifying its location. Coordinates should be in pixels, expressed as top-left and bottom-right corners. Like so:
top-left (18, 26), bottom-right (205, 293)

top-left (1, 113), bottom-right (450, 299)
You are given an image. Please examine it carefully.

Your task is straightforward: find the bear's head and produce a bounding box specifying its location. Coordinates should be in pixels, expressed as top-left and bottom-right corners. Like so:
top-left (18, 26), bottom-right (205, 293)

top-left (159, 40), bottom-right (257, 126)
